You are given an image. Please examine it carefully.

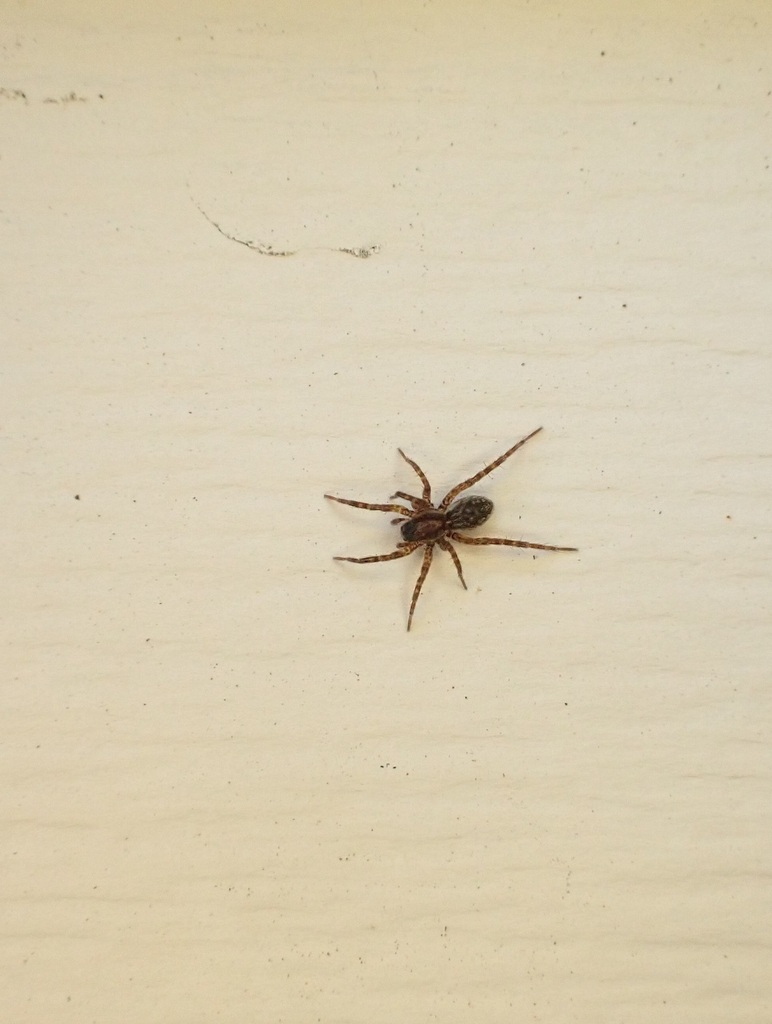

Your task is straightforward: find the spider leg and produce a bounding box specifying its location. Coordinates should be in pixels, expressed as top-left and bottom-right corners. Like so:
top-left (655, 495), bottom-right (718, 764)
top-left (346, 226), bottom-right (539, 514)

top-left (398, 449), bottom-right (432, 502)
top-left (390, 489), bottom-right (431, 510)
top-left (407, 543), bottom-right (435, 631)
top-left (334, 542), bottom-right (421, 565)
top-left (438, 538), bottom-right (467, 590)
top-left (325, 494), bottom-right (412, 516)
top-left (439, 427), bottom-right (543, 509)
top-left (450, 532), bottom-right (577, 553)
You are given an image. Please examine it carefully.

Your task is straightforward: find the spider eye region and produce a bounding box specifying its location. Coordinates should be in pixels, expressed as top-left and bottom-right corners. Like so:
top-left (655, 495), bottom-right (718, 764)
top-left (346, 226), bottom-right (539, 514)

top-left (447, 495), bottom-right (494, 530)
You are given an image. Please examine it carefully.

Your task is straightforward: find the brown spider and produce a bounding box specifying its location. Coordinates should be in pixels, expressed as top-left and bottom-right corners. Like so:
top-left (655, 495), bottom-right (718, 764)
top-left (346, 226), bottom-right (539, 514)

top-left (325, 426), bottom-right (577, 631)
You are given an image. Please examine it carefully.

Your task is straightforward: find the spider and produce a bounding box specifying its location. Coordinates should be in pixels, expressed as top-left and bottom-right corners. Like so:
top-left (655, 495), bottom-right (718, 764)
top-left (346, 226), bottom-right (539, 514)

top-left (325, 426), bottom-right (577, 630)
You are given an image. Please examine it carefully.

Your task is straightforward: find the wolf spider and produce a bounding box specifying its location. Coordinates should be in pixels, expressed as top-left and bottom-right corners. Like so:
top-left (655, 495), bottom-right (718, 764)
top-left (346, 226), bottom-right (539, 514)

top-left (325, 426), bottom-right (577, 631)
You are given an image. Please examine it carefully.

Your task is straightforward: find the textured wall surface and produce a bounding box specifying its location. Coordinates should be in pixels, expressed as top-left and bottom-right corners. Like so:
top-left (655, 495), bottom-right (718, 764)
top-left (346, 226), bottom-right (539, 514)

top-left (2, 2), bottom-right (770, 1021)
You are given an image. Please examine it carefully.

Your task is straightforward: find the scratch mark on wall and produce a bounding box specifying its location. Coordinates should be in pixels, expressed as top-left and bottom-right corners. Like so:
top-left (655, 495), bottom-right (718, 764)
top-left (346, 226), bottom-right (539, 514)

top-left (190, 195), bottom-right (380, 259)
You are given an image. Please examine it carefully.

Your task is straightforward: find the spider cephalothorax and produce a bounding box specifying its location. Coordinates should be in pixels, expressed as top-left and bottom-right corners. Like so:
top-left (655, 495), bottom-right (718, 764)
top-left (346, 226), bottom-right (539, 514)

top-left (325, 427), bottom-right (577, 631)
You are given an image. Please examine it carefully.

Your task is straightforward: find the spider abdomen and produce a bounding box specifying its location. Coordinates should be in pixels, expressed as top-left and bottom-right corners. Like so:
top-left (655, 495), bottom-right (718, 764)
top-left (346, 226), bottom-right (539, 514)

top-left (446, 495), bottom-right (493, 531)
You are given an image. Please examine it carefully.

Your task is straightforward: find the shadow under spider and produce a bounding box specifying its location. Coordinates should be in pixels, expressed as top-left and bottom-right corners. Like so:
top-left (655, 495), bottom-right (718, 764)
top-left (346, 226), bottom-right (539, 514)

top-left (325, 427), bottom-right (577, 631)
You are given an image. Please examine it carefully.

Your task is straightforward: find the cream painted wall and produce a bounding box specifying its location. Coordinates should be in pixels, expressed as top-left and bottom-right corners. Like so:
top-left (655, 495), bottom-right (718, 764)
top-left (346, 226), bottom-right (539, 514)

top-left (2, 3), bottom-right (770, 1022)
